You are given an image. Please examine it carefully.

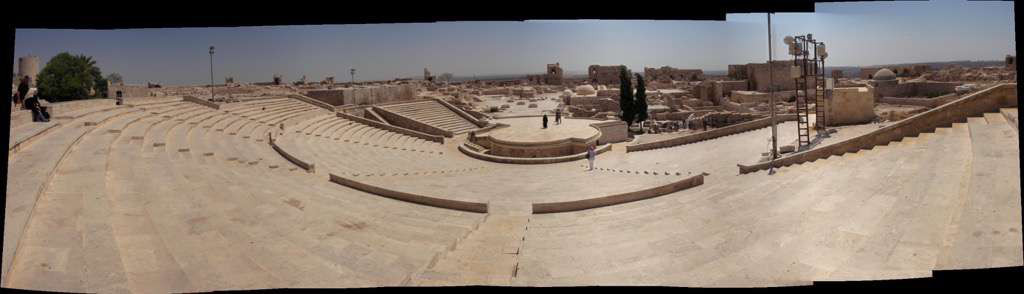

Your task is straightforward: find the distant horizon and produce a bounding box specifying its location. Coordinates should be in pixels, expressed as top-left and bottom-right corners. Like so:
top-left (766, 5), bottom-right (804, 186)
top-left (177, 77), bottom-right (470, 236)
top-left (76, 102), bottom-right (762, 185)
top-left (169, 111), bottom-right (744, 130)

top-left (13, 1), bottom-right (1014, 86)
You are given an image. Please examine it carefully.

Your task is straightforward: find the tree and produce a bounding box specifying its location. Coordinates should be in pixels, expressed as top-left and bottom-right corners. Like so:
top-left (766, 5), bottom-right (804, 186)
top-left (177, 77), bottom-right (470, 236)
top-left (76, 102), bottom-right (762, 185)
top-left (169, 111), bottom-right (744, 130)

top-left (36, 52), bottom-right (107, 102)
top-left (107, 72), bottom-right (124, 84)
top-left (634, 73), bottom-right (648, 127)
top-left (618, 66), bottom-right (635, 126)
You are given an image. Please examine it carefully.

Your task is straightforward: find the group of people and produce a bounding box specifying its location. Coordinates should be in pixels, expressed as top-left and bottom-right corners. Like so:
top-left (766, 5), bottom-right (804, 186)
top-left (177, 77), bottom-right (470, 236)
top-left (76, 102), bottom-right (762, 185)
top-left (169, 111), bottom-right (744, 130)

top-left (541, 108), bottom-right (563, 129)
top-left (11, 76), bottom-right (50, 122)
top-left (536, 108), bottom-right (598, 171)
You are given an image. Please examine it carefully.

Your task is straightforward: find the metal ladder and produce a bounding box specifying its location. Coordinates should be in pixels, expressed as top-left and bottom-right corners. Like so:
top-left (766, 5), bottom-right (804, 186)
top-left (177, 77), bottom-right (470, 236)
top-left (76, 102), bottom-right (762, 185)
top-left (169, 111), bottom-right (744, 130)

top-left (814, 59), bottom-right (827, 130)
top-left (794, 58), bottom-right (812, 147)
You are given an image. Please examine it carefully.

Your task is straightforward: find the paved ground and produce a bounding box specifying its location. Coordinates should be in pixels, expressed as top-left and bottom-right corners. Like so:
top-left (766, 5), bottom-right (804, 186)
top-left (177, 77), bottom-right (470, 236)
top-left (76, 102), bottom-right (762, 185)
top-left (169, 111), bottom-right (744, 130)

top-left (488, 117), bottom-right (598, 143)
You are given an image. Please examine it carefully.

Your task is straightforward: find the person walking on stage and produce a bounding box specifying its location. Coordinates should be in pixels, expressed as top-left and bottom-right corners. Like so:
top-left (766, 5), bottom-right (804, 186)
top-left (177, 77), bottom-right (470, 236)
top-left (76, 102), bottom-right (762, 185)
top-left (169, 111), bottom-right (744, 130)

top-left (587, 144), bottom-right (596, 171)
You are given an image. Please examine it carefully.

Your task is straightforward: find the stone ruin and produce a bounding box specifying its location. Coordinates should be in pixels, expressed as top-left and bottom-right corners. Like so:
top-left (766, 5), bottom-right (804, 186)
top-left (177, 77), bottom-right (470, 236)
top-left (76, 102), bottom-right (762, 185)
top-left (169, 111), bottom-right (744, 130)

top-left (644, 66), bottom-right (704, 82)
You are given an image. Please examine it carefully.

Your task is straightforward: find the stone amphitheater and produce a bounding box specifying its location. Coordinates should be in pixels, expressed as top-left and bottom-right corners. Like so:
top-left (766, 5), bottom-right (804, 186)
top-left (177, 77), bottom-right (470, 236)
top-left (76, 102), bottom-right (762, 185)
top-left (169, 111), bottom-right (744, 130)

top-left (3, 83), bottom-right (1020, 291)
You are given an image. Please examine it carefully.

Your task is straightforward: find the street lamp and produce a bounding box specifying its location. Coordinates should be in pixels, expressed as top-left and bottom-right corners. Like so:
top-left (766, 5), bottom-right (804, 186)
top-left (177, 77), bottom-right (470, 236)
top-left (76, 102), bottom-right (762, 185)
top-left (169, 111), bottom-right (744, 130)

top-left (209, 46), bottom-right (215, 100)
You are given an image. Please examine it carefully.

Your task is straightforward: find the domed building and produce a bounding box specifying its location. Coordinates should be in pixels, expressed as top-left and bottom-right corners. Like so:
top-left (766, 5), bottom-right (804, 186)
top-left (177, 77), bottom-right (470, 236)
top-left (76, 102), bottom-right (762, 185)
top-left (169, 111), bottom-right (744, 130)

top-left (574, 84), bottom-right (596, 95)
top-left (873, 68), bottom-right (896, 81)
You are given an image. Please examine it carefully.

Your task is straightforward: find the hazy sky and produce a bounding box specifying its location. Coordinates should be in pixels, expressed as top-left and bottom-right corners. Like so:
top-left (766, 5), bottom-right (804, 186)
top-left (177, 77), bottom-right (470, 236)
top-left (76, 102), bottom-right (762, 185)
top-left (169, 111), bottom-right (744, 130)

top-left (13, 0), bottom-right (1014, 85)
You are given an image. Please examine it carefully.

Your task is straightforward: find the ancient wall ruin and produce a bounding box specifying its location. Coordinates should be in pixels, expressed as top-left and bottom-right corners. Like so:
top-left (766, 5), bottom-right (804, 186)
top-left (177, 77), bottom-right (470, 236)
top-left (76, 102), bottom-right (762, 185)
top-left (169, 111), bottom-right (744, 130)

top-left (304, 84), bottom-right (417, 106)
top-left (826, 87), bottom-right (876, 126)
top-left (107, 83), bottom-right (153, 98)
top-left (589, 65), bottom-right (628, 85)
top-left (644, 66), bottom-right (704, 81)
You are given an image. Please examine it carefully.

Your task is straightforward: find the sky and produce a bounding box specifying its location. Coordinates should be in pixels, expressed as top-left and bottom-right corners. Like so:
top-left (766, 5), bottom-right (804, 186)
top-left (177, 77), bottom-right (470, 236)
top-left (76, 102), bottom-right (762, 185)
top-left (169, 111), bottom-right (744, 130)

top-left (12, 0), bottom-right (1015, 86)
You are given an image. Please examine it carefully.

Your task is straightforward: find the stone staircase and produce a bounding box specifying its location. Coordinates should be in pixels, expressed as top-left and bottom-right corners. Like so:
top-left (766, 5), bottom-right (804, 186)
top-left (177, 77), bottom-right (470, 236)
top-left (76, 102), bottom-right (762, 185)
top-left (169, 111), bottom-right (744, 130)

top-left (411, 214), bottom-right (530, 286)
top-left (4, 96), bottom-right (1018, 291)
top-left (380, 100), bottom-right (478, 134)
top-left (514, 110), bottom-right (1020, 287)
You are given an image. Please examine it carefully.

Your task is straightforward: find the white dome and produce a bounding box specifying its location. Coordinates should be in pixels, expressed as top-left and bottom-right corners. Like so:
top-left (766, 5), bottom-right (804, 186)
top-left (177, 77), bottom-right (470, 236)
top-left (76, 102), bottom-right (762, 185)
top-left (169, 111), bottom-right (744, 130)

top-left (873, 68), bottom-right (896, 81)
top-left (574, 85), bottom-right (596, 95)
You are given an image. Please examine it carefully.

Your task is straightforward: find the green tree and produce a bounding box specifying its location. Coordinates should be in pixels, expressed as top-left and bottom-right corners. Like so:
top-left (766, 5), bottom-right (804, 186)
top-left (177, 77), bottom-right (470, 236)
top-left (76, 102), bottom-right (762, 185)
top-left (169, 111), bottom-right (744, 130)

top-left (36, 52), bottom-right (107, 102)
top-left (634, 73), bottom-right (648, 126)
top-left (618, 66), bottom-right (635, 126)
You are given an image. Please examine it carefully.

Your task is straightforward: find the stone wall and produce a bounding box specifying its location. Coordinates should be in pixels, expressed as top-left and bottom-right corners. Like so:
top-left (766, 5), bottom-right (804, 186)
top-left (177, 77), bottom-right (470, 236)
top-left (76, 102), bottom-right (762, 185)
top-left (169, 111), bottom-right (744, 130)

top-left (591, 120), bottom-right (629, 144)
top-left (728, 64), bottom-right (748, 80)
top-left (459, 141), bottom-right (611, 165)
top-left (644, 66), bottom-right (704, 81)
top-left (878, 93), bottom-right (960, 108)
top-left (107, 84), bottom-right (153, 98)
top-left (875, 81), bottom-right (961, 98)
top-left (589, 65), bottom-right (628, 85)
top-left (304, 84), bottom-right (417, 106)
top-left (329, 173), bottom-right (488, 213)
top-left (627, 114), bottom-right (798, 152)
top-left (532, 174), bottom-right (704, 214)
top-left (270, 137), bottom-right (315, 173)
top-left (826, 87), bottom-right (876, 126)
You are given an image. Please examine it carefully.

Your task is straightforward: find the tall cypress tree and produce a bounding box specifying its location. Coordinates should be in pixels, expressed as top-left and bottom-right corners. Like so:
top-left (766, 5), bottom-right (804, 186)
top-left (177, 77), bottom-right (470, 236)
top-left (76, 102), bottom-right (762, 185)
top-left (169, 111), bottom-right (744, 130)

top-left (618, 66), bottom-right (635, 126)
top-left (634, 73), bottom-right (648, 126)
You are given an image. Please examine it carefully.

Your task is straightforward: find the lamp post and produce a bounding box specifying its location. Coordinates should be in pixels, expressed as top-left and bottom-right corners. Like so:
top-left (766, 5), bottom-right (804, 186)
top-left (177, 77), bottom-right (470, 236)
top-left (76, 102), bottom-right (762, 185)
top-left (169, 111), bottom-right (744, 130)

top-left (768, 13), bottom-right (778, 161)
top-left (209, 46), bottom-right (215, 100)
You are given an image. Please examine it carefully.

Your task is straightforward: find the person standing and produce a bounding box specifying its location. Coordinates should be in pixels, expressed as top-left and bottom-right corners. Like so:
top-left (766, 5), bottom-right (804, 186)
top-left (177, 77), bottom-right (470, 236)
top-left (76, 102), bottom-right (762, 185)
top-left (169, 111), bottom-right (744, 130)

top-left (555, 108), bottom-right (562, 125)
top-left (542, 114), bottom-right (549, 129)
top-left (17, 77), bottom-right (30, 109)
top-left (587, 144), bottom-right (596, 171)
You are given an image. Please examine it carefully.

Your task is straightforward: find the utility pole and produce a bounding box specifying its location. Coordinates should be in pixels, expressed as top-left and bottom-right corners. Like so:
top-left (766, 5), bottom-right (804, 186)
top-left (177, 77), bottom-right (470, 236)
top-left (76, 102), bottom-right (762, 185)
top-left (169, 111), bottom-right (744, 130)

top-left (768, 13), bottom-right (779, 161)
top-left (209, 46), bottom-right (215, 100)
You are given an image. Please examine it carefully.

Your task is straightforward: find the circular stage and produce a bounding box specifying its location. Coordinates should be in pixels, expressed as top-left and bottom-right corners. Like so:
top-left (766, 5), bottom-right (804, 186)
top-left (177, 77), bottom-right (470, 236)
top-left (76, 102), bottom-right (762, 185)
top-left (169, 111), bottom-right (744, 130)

top-left (468, 117), bottom-right (602, 159)
top-left (487, 117), bottom-right (600, 144)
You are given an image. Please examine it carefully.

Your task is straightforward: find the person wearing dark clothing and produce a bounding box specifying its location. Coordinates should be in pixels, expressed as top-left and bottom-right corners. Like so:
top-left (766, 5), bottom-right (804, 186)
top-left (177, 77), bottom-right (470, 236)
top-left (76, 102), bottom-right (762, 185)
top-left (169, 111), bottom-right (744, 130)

top-left (17, 77), bottom-right (30, 105)
top-left (25, 96), bottom-right (50, 122)
top-left (542, 114), bottom-right (549, 129)
top-left (555, 108), bottom-right (562, 125)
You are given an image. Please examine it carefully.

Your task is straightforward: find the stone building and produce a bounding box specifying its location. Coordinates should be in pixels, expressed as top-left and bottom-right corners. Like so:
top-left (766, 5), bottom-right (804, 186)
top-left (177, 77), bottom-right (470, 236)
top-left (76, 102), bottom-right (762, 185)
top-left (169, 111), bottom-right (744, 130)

top-left (304, 84), bottom-right (418, 106)
top-left (644, 66), bottom-right (704, 82)
top-left (588, 65), bottom-right (629, 85)
top-left (424, 68), bottom-right (434, 82)
top-left (17, 55), bottom-right (39, 87)
top-left (860, 65), bottom-right (930, 79)
top-left (727, 64), bottom-right (748, 80)
top-left (527, 63), bottom-right (564, 85)
top-left (107, 81), bottom-right (153, 98)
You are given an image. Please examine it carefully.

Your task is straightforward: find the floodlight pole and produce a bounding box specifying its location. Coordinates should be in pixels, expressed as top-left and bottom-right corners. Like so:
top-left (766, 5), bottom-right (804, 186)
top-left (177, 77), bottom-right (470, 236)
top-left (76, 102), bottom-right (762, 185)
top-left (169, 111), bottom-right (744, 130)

top-left (209, 46), bottom-right (215, 100)
top-left (768, 13), bottom-right (778, 161)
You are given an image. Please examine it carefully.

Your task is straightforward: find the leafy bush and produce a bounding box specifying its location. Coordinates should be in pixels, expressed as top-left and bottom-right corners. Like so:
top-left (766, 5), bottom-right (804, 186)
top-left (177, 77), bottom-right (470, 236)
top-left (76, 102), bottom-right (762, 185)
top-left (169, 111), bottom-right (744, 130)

top-left (36, 52), bottom-right (107, 102)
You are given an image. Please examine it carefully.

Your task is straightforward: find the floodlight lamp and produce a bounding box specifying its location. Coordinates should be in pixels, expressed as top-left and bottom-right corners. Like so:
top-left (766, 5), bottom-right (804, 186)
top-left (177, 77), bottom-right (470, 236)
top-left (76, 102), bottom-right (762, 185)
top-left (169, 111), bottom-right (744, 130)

top-left (815, 46), bottom-right (827, 57)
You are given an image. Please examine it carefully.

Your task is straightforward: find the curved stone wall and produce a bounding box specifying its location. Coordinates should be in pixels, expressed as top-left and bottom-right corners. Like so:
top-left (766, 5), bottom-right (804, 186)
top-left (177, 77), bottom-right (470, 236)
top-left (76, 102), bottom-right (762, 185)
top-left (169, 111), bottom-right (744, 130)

top-left (269, 136), bottom-right (316, 173)
top-left (458, 143), bottom-right (612, 164)
top-left (329, 173), bottom-right (488, 213)
top-left (532, 173), bottom-right (704, 213)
